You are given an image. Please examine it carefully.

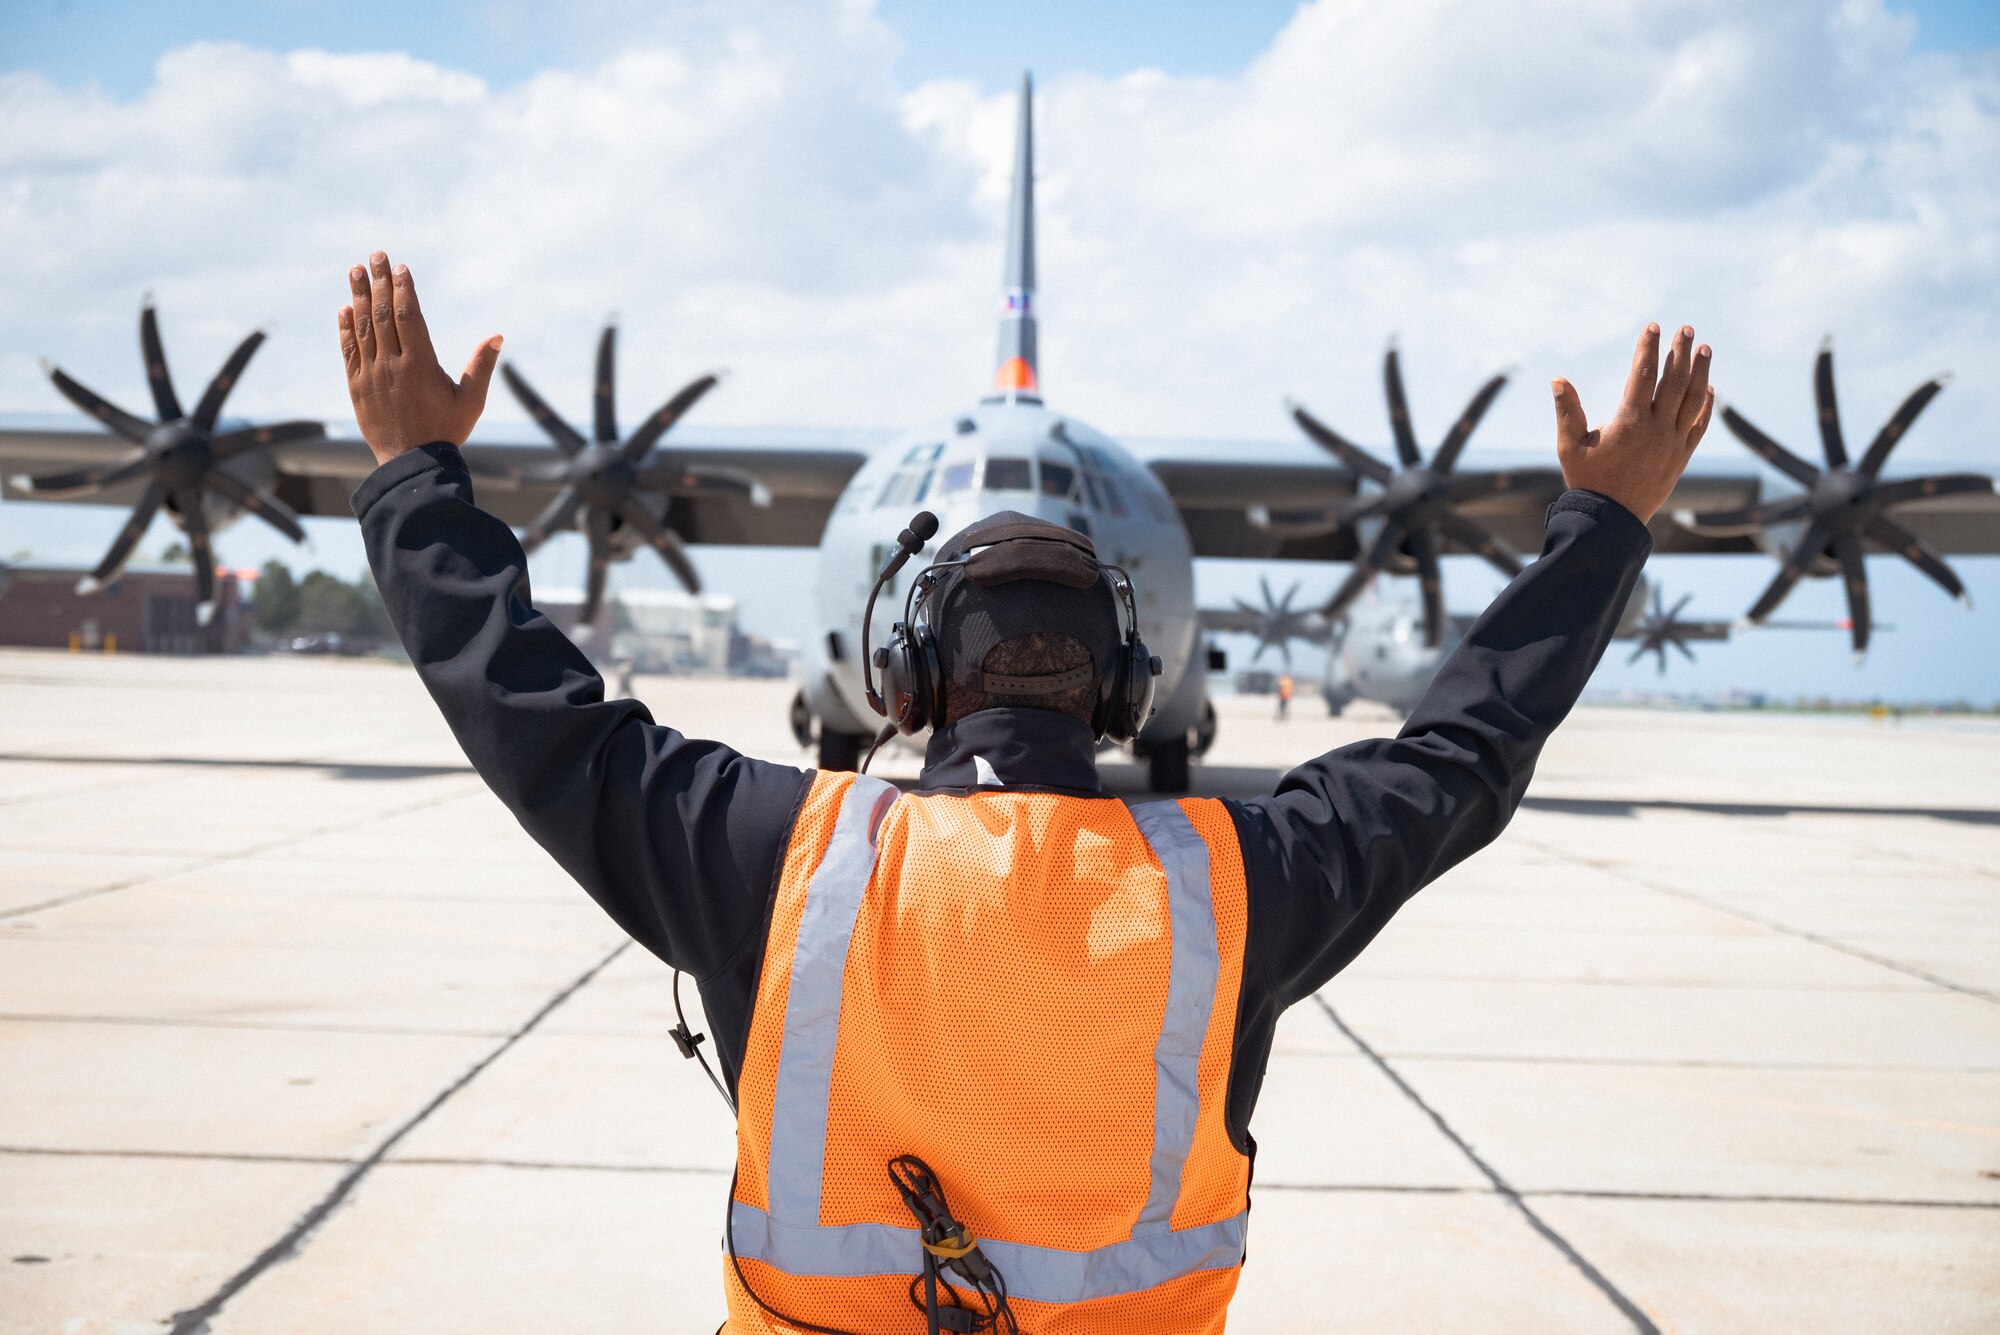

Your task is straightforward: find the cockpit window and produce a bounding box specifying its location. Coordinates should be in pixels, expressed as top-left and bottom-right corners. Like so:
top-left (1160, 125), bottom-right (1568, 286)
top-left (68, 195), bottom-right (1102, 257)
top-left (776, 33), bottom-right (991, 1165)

top-left (1040, 461), bottom-right (1075, 498)
top-left (940, 461), bottom-right (975, 494)
top-left (903, 441), bottom-right (944, 465)
top-left (875, 465), bottom-right (935, 508)
top-left (984, 457), bottom-right (1032, 491)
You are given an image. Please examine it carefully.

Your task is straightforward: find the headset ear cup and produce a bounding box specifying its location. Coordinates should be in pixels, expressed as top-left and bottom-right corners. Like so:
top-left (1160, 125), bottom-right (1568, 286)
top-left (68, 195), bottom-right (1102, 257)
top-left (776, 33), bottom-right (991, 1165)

top-left (908, 624), bottom-right (943, 736)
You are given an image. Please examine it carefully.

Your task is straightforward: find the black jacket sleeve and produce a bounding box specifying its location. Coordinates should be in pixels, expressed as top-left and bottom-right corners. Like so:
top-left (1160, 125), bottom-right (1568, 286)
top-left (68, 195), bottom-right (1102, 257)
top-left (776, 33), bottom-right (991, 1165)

top-left (351, 443), bottom-right (812, 1009)
top-left (1223, 489), bottom-right (1652, 1143)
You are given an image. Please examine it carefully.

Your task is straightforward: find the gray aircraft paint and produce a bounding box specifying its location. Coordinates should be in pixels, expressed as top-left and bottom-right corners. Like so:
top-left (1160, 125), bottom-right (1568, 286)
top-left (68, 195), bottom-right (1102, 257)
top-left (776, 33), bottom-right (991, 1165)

top-left (803, 75), bottom-right (1200, 752)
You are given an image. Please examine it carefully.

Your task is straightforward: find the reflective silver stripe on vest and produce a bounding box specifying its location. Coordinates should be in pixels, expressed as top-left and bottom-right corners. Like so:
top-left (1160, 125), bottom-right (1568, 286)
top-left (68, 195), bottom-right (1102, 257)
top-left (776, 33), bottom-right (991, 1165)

top-left (1127, 799), bottom-right (1219, 1230)
top-left (765, 773), bottom-right (899, 1226)
top-left (744, 788), bottom-right (1244, 1304)
top-left (730, 1200), bottom-right (1247, 1305)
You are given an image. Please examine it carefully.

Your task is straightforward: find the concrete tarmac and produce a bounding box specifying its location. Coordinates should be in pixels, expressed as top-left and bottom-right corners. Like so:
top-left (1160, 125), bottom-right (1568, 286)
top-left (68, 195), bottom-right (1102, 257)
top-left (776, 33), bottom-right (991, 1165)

top-left (0, 648), bottom-right (1995, 1332)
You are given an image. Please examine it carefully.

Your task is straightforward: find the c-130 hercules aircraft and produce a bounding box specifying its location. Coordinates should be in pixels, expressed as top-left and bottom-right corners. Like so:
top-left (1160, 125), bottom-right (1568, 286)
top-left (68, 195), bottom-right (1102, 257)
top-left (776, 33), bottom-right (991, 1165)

top-left (4, 75), bottom-right (1997, 789)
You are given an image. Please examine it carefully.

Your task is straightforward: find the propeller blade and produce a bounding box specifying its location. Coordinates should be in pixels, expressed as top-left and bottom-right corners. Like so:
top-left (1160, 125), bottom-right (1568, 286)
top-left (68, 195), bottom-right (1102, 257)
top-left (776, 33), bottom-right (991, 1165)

top-left (501, 364), bottom-right (587, 456)
top-left (1333, 492), bottom-right (1389, 528)
top-left (48, 367), bottom-right (154, 442)
top-left (182, 491), bottom-right (217, 608)
top-left (1671, 636), bottom-right (1697, 664)
top-left (190, 329), bottom-right (266, 432)
top-left (1872, 472), bottom-right (1993, 509)
top-left (1231, 597), bottom-right (1259, 615)
top-left (1676, 496), bottom-right (1811, 532)
top-left (1291, 404), bottom-right (1393, 484)
top-left (1857, 378), bottom-right (1946, 477)
top-left (1833, 533), bottom-right (1869, 657)
top-left (1382, 348), bottom-right (1421, 467)
top-left (580, 506), bottom-right (613, 626)
top-left (1409, 525), bottom-right (1446, 647)
top-left (594, 326), bottom-right (618, 444)
top-left (1431, 373), bottom-right (1507, 473)
top-left (1721, 408), bottom-right (1821, 487)
top-left (1668, 592), bottom-right (1694, 622)
top-left (1324, 522), bottom-right (1400, 619)
top-left (616, 500), bottom-right (701, 593)
top-left (1865, 513), bottom-right (1967, 602)
top-left (201, 469), bottom-right (305, 544)
top-left (1435, 509), bottom-right (1523, 578)
top-left (1259, 574), bottom-right (1276, 609)
top-left (1745, 530), bottom-right (1822, 623)
top-left (1813, 343), bottom-right (1847, 470)
top-left (1627, 642), bottom-right (1649, 666)
top-left (1654, 643), bottom-right (1668, 675)
top-left (622, 373), bottom-right (721, 462)
top-left (212, 420), bottom-right (324, 460)
top-left (13, 453), bottom-right (150, 498)
top-left (139, 303), bottom-right (184, 422)
top-left (84, 480), bottom-right (165, 586)
top-left (520, 486), bottom-right (583, 555)
top-left (1279, 581), bottom-right (1300, 614)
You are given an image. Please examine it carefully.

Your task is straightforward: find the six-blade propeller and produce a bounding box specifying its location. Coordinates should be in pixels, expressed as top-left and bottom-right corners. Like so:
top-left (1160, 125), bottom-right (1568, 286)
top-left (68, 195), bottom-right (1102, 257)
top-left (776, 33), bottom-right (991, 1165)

top-left (489, 325), bottom-right (764, 628)
top-left (1677, 340), bottom-right (1989, 659)
top-left (1628, 587), bottom-right (1702, 675)
top-left (1289, 348), bottom-right (1560, 647)
top-left (1232, 577), bottom-right (1315, 666)
top-left (11, 301), bottom-right (320, 613)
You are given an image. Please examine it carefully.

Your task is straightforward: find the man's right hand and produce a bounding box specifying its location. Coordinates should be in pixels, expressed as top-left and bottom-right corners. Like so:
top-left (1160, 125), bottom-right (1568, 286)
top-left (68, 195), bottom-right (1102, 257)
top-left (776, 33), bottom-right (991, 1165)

top-left (338, 250), bottom-right (504, 468)
top-left (1552, 324), bottom-right (1714, 523)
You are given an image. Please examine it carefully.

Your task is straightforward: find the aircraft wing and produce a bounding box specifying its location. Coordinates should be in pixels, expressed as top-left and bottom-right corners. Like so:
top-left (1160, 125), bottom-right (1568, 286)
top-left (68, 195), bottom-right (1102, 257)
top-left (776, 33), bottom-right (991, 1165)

top-left (0, 424), bottom-right (878, 548)
top-left (1143, 451), bottom-right (1773, 559)
top-left (1144, 449), bottom-right (2000, 558)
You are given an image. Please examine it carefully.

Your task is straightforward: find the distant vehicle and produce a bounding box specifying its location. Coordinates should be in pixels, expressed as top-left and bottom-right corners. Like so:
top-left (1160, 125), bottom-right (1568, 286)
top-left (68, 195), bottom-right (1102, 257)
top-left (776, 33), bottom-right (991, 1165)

top-left (282, 632), bottom-right (370, 656)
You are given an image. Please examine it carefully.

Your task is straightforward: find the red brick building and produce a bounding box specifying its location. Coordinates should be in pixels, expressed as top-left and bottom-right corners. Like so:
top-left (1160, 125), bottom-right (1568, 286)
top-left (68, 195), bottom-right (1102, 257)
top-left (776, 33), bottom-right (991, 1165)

top-left (0, 563), bottom-right (248, 654)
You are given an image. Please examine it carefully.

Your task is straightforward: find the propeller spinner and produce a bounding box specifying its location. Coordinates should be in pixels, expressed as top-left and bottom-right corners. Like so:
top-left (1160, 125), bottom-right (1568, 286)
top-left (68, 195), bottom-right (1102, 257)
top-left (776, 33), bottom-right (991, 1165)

top-left (493, 326), bottom-right (764, 627)
top-left (1290, 348), bottom-right (1560, 647)
top-left (1678, 340), bottom-right (1989, 659)
top-left (11, 301), bottom-right (320, 614)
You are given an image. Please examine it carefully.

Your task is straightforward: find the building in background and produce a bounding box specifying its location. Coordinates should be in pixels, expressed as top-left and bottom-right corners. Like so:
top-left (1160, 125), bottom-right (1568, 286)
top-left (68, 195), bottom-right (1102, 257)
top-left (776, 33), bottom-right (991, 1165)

top-left (536, 589), bottom-right (799, 678)
top-left (0, 562), bottom-right (248, 653)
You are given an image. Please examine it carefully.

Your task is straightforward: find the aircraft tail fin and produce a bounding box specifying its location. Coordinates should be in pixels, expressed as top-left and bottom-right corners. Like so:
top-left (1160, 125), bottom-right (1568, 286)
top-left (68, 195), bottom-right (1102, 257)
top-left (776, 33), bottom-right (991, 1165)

top-left (990, 71), bottom-right (1040, 403)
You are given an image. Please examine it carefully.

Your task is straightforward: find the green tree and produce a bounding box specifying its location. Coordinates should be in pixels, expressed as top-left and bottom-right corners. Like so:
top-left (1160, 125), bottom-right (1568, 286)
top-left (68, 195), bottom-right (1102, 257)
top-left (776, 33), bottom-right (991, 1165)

top-left (296, 570), bottom-right (365, 635)
top-left (251, 560), bottom-right (301, 635)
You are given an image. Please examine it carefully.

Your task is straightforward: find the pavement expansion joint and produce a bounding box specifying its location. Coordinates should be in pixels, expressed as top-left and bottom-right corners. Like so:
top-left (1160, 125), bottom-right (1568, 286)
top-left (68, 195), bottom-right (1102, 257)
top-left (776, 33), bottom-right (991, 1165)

top-left (0, 783), bottom-right (482, 922)
top-left (1314, 995), bottom-right (1665, 1335)
top-left (1516, 837), bottom-right (1999, 1005)
top-left (159, 941), bottom-right (631, 1335)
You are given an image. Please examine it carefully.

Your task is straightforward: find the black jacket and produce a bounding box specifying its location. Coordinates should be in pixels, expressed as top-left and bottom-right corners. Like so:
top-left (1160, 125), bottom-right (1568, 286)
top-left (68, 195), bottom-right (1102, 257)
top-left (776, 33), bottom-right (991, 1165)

top-left (355, 443), bottom-right (1650, 1149)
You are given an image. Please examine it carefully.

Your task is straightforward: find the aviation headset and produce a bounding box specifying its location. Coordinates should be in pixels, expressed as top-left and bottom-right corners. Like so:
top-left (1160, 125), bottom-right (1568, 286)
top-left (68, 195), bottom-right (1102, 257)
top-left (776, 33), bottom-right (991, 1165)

top-left (861, 510), bottom-right (1161, 745)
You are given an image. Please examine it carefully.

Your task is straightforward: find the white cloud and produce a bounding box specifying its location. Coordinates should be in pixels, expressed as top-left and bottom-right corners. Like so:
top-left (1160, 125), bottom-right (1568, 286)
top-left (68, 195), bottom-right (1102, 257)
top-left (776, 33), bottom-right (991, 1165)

top-left (0, 0), bottom-right (1993, 476)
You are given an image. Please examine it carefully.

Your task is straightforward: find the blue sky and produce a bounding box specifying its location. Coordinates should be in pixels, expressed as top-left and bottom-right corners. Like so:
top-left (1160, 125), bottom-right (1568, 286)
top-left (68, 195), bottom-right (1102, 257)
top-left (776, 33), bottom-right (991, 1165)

top-left (2, 1), bottom-right (1997, 705)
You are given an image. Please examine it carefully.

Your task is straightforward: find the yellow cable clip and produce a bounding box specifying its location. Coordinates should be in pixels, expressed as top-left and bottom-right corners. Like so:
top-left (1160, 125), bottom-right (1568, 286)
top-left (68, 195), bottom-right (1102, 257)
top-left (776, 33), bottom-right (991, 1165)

top-left (922, 1227), bottom-right (979, 1261)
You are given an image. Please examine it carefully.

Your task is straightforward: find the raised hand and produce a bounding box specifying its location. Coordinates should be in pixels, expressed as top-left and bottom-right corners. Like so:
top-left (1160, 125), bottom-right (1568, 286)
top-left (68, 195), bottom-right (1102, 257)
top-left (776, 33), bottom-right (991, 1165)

top-left (338, 250), bottom-right (503, 466)
top-left (1552, 324), bottom-right (1714, 523)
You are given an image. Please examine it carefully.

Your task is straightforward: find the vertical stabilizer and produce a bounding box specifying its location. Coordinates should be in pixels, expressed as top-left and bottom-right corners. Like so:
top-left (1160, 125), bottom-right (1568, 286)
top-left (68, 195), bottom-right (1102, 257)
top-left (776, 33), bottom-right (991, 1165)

top-left (990, 72), bottom-right (1040, 403)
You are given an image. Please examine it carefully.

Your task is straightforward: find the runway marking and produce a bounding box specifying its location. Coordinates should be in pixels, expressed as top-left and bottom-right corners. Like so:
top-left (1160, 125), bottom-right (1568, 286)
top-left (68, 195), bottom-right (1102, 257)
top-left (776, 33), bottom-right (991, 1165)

top-left (161, 941), bottom-right (629, 1335)
top-left (0, 784), bottom-right (481, 921)
top-left (1314, 995), bottom-right (1664, 1335)
top-left (1519, 839), bottom-right (1999, 1005)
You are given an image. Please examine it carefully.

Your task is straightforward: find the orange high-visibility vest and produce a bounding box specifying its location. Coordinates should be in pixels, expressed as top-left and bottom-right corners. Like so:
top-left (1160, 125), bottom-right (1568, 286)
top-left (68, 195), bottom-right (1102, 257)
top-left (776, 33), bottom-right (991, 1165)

top-left (725, 770), bottom-right (1252, 1333)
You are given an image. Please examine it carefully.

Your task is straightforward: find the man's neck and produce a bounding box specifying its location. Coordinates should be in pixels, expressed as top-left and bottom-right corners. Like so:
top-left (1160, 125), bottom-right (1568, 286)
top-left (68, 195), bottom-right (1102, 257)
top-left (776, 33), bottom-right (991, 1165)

top-left (917, 709), bottom-right (1105, 795)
